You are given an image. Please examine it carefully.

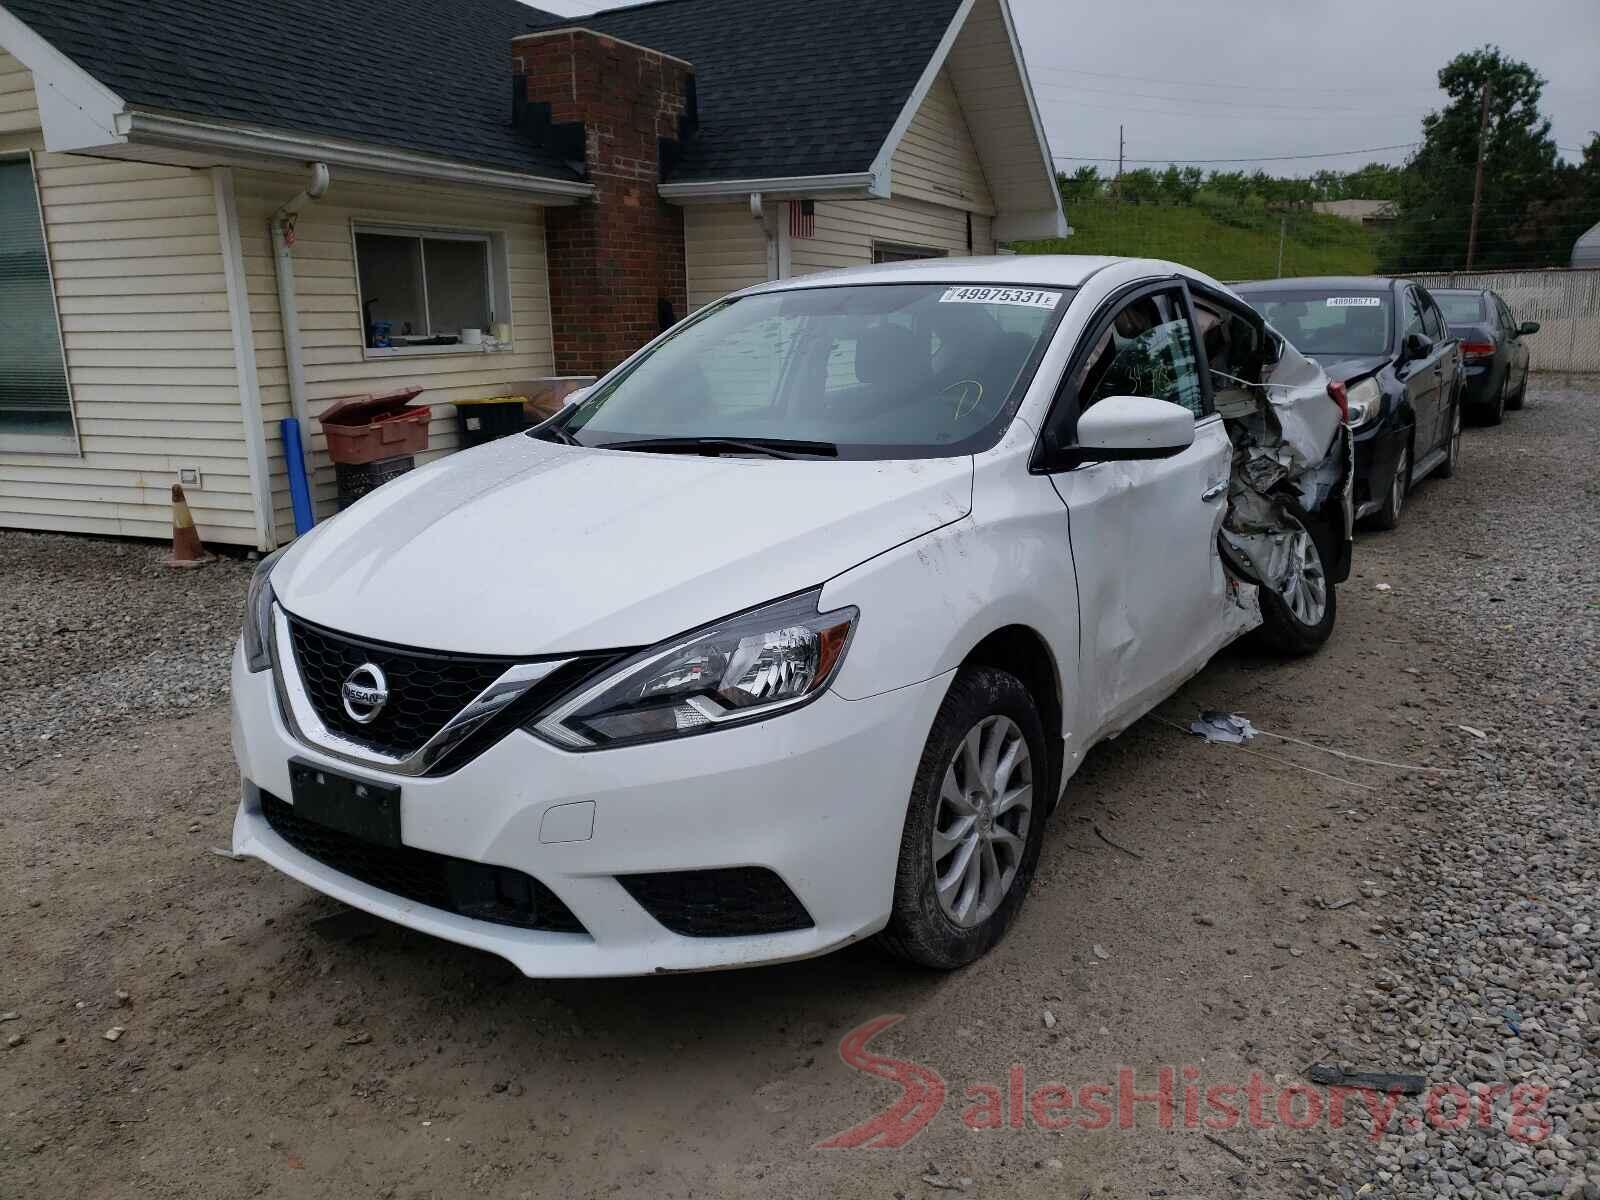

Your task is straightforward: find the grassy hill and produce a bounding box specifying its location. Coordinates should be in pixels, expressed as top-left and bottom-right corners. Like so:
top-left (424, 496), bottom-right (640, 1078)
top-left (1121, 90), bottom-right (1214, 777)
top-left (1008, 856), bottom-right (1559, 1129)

top-left (1017, 199), bottom-right (1377, 282)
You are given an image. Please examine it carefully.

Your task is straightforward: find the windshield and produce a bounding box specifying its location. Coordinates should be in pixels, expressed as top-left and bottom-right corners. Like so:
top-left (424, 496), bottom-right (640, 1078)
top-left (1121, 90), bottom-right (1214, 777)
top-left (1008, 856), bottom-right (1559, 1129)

top-left (1435, 293), bottom-right (1486, 324)
top-left (547, 282), bottom-right (1073, 459)
top-left (1239, 290), bottom-right (1392, 358)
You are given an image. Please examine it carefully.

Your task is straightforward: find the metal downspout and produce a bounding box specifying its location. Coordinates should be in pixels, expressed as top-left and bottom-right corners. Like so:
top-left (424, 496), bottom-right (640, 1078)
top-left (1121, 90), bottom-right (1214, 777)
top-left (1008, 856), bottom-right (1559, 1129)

top-left (269, 163), bottom-right (330, 511)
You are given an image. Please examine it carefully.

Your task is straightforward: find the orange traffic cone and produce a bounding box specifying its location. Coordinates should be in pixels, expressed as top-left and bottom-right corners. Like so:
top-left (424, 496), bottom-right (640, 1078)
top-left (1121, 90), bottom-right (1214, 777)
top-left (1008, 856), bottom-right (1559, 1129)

top-left (164, 483), bottom-right (215, 568)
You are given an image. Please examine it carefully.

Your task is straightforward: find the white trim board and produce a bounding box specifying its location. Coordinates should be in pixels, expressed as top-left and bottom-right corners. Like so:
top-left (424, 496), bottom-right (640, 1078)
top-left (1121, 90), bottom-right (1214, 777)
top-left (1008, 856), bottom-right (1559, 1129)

top-left (990, 0), bottom-right (1068, 237)
top-left (211, 166), bottom-right (275, 550)
top-left (866, 0), bottom-right (978, 196)
top-left (0, 3), bottom-right (125, 148)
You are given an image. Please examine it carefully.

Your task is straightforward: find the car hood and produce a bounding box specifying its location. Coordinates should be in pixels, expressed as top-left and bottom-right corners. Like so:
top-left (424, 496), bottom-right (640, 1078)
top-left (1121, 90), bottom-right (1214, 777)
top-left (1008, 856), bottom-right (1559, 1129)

top-left (273, 436), bottom-right (973, 655)
top-left (1311, 353), bottom-right (1390, 383)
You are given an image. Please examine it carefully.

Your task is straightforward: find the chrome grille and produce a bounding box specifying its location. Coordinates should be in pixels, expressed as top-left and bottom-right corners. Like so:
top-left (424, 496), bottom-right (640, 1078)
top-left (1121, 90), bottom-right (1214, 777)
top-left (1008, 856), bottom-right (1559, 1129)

top-left (285, 617), bottom-right (521, 759)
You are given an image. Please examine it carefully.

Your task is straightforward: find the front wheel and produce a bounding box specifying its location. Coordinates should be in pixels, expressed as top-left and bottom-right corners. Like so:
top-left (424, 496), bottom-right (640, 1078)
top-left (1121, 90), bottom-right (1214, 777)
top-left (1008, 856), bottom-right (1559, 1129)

top-left (1368, 441), bottom-right (1409, 531)
top-left (1255, 507), bottom-right (1337, 656)
top-left (1437, 401), bottom-right (1462, 479)
top-left (879, 668), bottom-right (1049, 970)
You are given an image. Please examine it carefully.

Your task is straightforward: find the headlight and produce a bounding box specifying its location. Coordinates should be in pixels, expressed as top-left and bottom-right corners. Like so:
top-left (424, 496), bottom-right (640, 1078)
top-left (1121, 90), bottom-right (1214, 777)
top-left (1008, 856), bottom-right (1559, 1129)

top-left (241, 545), bottom-right (290, 672)
top-left (1344, 377), bottom-right (1384, 428)
top-left (529, 589), bottom-right (857, 750)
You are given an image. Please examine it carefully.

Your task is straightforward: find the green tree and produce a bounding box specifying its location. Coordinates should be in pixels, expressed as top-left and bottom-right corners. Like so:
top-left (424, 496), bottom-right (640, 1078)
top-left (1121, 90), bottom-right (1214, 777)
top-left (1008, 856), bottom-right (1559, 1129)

top-left (1156, 164), bottom-right (1203, 204)
top-left (1380, 46), bottom-right (1560, 270)
top-left (1057, 165), bottom-right (1102, 203)
top-left (1118, 168), bottom-right (1161, 204)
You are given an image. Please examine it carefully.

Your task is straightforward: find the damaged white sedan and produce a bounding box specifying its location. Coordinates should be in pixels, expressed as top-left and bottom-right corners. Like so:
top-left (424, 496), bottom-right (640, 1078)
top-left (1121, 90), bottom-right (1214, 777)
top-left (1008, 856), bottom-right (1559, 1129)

top-left (231, 255), bottom-right (1351, 976)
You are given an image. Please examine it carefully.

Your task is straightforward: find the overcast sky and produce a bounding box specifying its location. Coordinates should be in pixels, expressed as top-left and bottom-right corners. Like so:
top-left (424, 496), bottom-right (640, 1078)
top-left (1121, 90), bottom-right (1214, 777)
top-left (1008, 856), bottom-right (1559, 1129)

top-left (532, 0), bottom-right (1599, 175)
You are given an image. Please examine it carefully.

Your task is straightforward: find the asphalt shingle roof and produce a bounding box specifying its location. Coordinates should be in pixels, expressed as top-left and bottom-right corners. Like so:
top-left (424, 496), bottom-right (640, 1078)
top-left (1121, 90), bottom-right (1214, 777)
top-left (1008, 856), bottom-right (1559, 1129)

top-left (566, 0), bottom-right (964, 182)
top-left (5, 0), bottom-right (580, 179)
top-left (7, 0), bottom-right (964, 185)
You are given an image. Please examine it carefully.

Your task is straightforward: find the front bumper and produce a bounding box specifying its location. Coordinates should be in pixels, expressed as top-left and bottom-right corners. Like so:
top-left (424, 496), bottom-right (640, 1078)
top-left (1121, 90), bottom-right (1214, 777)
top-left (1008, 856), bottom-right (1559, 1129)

top-left (230, 643), bottom-right (952, 977)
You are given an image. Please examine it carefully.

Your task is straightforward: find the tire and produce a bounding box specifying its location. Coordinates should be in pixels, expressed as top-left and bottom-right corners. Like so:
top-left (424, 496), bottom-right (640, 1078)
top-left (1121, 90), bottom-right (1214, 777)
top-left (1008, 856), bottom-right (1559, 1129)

top-left (1368, 440), bottom-right (1409, 532)
top-left (1506, 366), bottom-right (1527, 411)
top-left (1437, 399), bottom-right (1462, 479)
top-left (1255, 505), bottom-right (1338, 656)
top-left (1482, 375), bottom-right (1506, 426)
top-left (879, 667), bottom-right (1050, 970)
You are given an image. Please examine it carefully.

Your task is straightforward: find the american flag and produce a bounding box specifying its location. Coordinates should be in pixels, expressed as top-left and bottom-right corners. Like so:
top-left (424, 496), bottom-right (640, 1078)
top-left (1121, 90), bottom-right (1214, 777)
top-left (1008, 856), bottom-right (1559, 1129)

top-left (790, 199), bottom-right (815, 239)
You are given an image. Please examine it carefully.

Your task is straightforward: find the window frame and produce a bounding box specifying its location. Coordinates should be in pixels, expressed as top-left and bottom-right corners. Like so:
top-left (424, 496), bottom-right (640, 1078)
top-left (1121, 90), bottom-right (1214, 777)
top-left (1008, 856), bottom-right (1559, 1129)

top-left (872, 242), bottom-right (948, 264)
top-left (349, 220), bottom-right (513, 360)
top-left (1188, 282), bottom-right (1273, 397)
top-left (1495, 294), bottom-right (1517, 334)
top-left (0, 150), bottom-right (79, 456)
top-left (1032, 276), bottom-right (1216, 473)
top-left (1400, 286), bottom-right (1428, 343)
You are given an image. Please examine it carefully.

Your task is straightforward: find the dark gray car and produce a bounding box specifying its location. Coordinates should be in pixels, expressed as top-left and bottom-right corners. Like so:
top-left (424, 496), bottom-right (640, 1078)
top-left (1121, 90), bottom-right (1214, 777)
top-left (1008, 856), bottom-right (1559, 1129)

top-left (1235, 276), bottom-right (1462, 532)
top-left (1433, 289), bottom-right (1538, 426)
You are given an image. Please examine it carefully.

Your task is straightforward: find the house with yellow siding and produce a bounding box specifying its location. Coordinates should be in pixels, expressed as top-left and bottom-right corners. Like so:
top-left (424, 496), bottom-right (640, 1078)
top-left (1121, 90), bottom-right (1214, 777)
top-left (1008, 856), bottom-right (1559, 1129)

top-left (0, 0), bottom-right (1066, 549)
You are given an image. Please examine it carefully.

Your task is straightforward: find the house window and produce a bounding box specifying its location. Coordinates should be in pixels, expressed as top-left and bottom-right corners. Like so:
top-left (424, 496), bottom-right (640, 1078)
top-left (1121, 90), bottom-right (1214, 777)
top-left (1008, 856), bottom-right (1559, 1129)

top-left (353, 225), bottom-right (509, 354)
top-left (0, 156), bottom-right (74, 452)
top-left (873, 243), bottom-right (947, 264)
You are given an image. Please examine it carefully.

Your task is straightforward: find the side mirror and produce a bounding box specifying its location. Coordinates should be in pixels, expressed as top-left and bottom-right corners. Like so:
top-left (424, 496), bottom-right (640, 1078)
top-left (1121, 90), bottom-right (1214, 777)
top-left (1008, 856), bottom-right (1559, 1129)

top-left (1519, 321), bottom-right (1540, 336)
top-left (1403, 332), bottom-right (1433, 361)
top-left (1035, 395), bottom-right (1196, 471)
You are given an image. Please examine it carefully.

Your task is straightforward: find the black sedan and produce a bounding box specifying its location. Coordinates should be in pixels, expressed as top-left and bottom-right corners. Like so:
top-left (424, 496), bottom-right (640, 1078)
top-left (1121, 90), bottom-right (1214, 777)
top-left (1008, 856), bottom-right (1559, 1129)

top-left (1433, 288), bottom-right (1538, 426)
top-left (1235, 276), bottom-right (1462, 531)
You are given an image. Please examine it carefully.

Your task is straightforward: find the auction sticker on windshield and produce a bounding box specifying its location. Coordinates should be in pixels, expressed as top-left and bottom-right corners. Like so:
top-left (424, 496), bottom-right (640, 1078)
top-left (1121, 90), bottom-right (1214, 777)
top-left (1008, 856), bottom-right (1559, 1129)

top-left (1325, 297), bottom-right (1383, 307)
top-left (940, 286), bottom-right (1062, 308)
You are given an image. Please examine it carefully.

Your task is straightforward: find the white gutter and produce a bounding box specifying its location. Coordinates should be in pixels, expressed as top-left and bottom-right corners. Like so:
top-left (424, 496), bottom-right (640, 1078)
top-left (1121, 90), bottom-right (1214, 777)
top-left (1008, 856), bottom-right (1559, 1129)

top-left (269, 162), bottom-right (330, 513)
top-left (211, 166), bottom-right (276, 550)
top-left (115, 111), bottom-right (595, 202)
top-left (660, 171), bottom-right (883, 202)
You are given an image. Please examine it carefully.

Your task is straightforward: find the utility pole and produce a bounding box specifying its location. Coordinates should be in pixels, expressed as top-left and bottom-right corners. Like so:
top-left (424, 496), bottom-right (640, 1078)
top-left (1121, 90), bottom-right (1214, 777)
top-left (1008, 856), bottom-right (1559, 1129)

top-left (1276, 214), bottom-right (1287, 277)
top-left (1466, 80), bottom-right (1492, 268)
top-left (1115, 124), bottom-right (1124, 203)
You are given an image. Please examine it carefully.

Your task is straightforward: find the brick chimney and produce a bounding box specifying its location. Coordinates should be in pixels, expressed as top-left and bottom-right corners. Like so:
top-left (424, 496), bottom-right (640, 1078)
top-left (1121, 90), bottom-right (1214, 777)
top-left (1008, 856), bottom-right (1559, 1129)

top-left (513, 29), bottom-right (695, 377)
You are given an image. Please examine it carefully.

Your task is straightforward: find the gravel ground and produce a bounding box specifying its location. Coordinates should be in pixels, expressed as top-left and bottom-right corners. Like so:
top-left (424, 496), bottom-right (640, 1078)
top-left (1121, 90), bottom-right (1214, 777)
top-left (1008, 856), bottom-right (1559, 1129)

top-left (0, 378), bottom-right (1595, 1200)
top-left (0, 533), bottom-right (252, 769)
top-left (1301, 376), bottom-right (1599, 1199)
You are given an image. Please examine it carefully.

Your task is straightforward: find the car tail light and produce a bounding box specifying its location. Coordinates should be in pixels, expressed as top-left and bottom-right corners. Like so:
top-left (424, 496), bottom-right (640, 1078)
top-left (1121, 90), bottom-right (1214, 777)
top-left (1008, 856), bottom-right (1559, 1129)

top-left (1326, 380), bottom-right (1348, 422)
top-left (1461, 340), bottom-right (1496, 360)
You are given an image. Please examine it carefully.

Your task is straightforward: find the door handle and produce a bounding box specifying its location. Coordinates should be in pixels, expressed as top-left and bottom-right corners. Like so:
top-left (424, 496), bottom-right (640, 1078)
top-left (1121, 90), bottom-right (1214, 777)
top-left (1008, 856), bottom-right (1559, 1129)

top-left (1201, 480), bottom-right (1228, 502)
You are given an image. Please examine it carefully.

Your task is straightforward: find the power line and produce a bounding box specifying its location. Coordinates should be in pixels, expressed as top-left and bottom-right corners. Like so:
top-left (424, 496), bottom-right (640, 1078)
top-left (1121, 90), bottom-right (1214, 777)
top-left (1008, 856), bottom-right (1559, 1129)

top-left (1029, 78), bottom-right (1414, 118)
top-left (1053, 143), bottom-right (1419, 165)
top-left (1028, 61), bottom-right (1448, 99)
top-left (1034, 92), bottom-right (1401, 124)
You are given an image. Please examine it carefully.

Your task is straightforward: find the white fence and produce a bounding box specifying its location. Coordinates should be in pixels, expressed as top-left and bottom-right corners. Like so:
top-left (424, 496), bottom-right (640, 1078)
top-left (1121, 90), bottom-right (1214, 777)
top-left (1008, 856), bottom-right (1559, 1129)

top-left (1406, 268), bottom-right (1600, 374)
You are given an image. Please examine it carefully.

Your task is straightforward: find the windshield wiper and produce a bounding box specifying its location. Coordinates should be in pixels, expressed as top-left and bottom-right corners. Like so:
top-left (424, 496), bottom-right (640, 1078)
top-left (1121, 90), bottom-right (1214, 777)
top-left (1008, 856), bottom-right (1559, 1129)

top-left (597, 436), bottom-right (838, 460)
top-left (528, 403), bottom-right (581, 445)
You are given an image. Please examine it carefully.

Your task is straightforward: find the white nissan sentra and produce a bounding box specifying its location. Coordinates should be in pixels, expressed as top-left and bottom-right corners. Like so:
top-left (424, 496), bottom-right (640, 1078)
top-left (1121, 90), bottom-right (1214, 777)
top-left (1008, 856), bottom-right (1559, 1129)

top-left (231, 256), bottom-right (1352, 977)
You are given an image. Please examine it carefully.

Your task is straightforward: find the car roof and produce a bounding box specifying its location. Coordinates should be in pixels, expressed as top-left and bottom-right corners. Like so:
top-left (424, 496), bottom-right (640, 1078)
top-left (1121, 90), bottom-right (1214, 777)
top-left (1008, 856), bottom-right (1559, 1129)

top-left (1233, 276), bottom-right (1400, 294)
top-left (1429, 288), bottom-right (1488, 297)
top-left (742, 255), bottom-right (1202, 293)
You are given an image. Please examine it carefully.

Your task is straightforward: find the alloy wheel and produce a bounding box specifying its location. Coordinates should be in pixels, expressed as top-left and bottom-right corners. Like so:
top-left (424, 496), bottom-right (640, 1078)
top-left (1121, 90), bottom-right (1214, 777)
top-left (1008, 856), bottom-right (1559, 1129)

top-left (1391, 447), bottom-right (1409, 522)
top-left (1280, 523), bottom-right (1328, 628)
top-left (932, 715), bottom-right (1033, 928)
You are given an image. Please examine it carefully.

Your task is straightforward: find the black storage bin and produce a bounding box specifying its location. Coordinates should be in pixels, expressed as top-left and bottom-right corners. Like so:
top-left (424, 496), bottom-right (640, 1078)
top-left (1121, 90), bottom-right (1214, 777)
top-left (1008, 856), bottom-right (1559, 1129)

top-left (336, 454), bottom-right (414, 510)
top-left (455, 398), bottom-right (531, 448)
